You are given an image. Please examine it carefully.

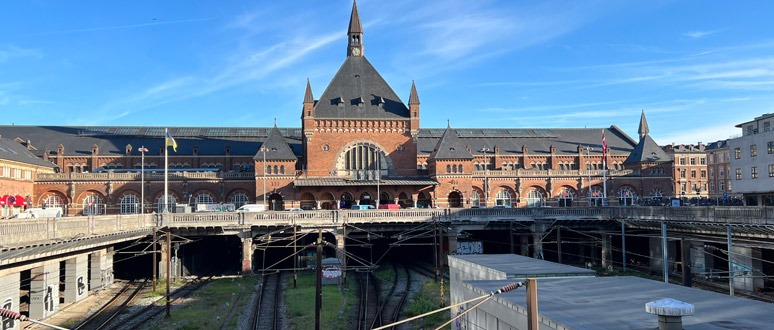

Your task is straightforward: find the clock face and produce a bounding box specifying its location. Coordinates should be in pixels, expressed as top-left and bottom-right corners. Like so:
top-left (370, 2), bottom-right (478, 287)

top-left (351, 47), bottom-right (361, 56)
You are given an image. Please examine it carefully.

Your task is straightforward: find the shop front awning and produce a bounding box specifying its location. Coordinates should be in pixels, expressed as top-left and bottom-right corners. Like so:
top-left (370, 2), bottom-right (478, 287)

top-left (0, 195), bottom-right (27, 206)
top-left (294, 177), bottom-right (439, 187)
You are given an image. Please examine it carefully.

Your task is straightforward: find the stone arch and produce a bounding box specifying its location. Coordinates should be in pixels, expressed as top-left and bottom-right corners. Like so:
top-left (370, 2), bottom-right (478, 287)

top-left (300, 192), bottom-right (317, 210)
top-left (320, 192), bottom-right (336, 209)
top-left (77, 190), bottom-right (106, 215)
top-left (339, 192), bottom-right (355, 209)
top-left (447, 189), bottom-right (463, 208)
top-left (493, 186), bottom-right (516, 207)
top-left (191, 189), bottom-right (218, 204)
top-left (397, 192), bottom-right (411, 208)
top-left (379, 191), bottom-right (394, 205)
top-left (525, 186), bottom-right (547, 208)
top-left (114, 189), bottom-right (141, 205)
top-left (227, 189), bottom-right (251, 208)
top-left (331, 140), bottom-right (396, 177)
top-left (38, 190), bottom-right (69, 207)
top-left (417, 191), bottom-right (432, 208)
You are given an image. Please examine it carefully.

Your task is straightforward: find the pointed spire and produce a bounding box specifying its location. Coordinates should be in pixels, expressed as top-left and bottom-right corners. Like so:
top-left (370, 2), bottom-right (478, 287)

top-left (638, 109), bottom-right (650, 139)
top-left (348, 0), bottom-right (363, 34)
top-left (303, 78), bottom-right (314, 103)
top-left (447, 119), bottom-right (450, 128)
top-left (274, 117), bottom-right (277, 127)
top-left (408, 80), bottom-right (420, 105)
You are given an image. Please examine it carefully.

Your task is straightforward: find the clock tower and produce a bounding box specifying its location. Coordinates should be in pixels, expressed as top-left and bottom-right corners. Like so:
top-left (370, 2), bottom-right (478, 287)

top-left (347, 0), bottom-right (364, 57)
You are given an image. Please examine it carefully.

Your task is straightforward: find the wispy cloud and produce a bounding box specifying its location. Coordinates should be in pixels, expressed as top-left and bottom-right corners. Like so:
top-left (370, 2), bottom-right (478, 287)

top-left (34, 17), bottom-right (217, 35)
top-left (655, 124), bottom-right (738, 144)
top-left (0, 45), bottom-right (42, 63)
top-left (683, 30), bottom-right (719, 39)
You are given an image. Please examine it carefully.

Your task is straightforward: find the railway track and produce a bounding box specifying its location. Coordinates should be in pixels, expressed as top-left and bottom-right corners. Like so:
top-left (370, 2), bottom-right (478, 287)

top-left (108, 274), bottom-right (217, 330)
top-left (74, 279), bottom-right (148, 330)
top-left (372, 264), bottom-right (411, 330)
top-left (356, 271), bottom-right (381, 330)
top-left (250, 271), bottom-right (282, 330)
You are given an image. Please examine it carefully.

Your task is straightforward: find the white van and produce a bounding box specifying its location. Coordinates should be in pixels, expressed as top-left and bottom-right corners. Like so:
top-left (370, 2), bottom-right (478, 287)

top-left (236, 204), bottom-right (266, 212)
top-left (8, 207), bottom-right (63, 219)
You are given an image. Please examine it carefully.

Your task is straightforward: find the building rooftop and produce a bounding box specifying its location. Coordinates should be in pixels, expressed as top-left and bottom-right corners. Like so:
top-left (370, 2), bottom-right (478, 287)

top-left (450, 254), bottom-right (596, 278)
top-left (466, 277), bottom-right (774, 330)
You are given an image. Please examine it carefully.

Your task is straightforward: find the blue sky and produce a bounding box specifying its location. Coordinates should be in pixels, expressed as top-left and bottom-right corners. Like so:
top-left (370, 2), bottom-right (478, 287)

top-left (2, 0), bottom-right (774, 144)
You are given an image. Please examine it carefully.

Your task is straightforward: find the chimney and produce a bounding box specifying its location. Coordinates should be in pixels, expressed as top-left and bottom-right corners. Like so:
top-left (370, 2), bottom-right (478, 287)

top-left (645, 298), bottom-right (694, 330)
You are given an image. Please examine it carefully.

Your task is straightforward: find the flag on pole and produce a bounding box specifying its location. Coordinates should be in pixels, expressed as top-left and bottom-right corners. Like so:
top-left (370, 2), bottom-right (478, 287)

top-left (165, 132), bottom-right (177, 152)
top-left (602, 130), bottom-right (607, 158)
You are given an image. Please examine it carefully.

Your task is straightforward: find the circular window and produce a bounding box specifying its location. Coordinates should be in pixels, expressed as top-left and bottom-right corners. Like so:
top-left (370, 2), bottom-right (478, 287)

top-left (322, 144), bottom-right (330, 152)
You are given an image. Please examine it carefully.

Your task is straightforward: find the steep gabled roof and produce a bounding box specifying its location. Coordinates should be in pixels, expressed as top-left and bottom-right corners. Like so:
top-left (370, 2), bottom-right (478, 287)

top-left (303, 79), bottom-right (314, 103)
top-left (638, 110), bottom-right (650, 139)
top-left (314, 56), bottom-right (410, 119)
top-left (0, 135), bottom-right (56, 168)
top-left (254, 125), bottom-right (297, 161)
top-left (624, 135), bottom-right (672, 164)
top-left (428, 125), bottom-right (473, 160)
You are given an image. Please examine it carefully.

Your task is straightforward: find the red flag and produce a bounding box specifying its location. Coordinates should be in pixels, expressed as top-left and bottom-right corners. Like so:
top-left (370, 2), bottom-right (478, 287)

top-left (602, 130), bottom-right (607, 158)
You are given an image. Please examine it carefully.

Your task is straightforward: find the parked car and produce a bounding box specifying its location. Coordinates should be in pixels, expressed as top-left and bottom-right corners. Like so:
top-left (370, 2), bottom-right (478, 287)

top-left (378, 204), bottom-right (400, 210)
top-left (285, 208), bottom-right (304, 212)
top-left (236, 204), bottom-right (266, 212)
top-left (350, 205), bottom-right (375, 210)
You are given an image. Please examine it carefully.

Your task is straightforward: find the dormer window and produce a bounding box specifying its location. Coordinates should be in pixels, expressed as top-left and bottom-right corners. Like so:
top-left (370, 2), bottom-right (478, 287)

top-left (378, 96), bottom-right (385, 106)
top-left (338, 96), bottom-right (344, 106)
top-left (449, 147), bottom-right (455, 151)
top-left (357, 97), bottom-right (364, 106)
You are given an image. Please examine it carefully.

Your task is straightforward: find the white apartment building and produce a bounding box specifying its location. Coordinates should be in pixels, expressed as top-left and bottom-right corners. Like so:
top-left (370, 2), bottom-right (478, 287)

top-left (729, 113), bottom-right (774, 205)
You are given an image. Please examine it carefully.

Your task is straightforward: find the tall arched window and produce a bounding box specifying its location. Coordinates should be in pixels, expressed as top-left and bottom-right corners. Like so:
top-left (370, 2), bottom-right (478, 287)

top-left (280, 165), bottom-right (285, 174)
top-left (526, 189), bottom-right (544, 208)
top-left (471, 191), bottom-right (480, 208)
top-left (619, 188), bottom-right (636, 206)
top-left (157, 195), bottom-right (177, 213)
top-left (495, 190), bottom-right (511, 207)
top-left (120, 195), bottom-right (139, 214)
top-left (452, 165), bottom-right (457, 173)
top-left (590, 187), bottom-right (604, 207)
top-left (266, 165), bottom-right (271, 174)
top-left (44, 196), bottom-right (64, 209)
top-left (458, 164), bottom-right (463, 173)
top-left (557, 188), bottom-right (575, 207)
top-left (651, 189), bottom-right (663, 198)
top-left (342, 144), bottom-right (384, 180)
top-left (231, 193), bottom-right (249, 208)
top-left (82, 195), bottom-right (103, 216)
top-left (446, 165), bottom-right (451, 173)
top-left (273, 165), bottom-right (279, 174)
top-left (195, 193), bottom-right (214, 205)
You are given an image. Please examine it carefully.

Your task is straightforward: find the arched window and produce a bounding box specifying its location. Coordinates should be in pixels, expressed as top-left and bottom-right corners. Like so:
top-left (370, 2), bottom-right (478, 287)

top-left (43, 196), bottom-right (64, 209)
top-left (195, 193), bottom-right (214, 205)
top-left (526, 189), bottom-right (544, 208)
top-left (471, 191), bottom-right (480, 208)
top-left (82, 195), bottom-right (103, 216)
top-left (446, 165), bottom-right (451, 173)
top-left (495, 190), bottom-right (511, 207)
top-left (459, 164), bottom-right (463, 173)
top-left (120, 195), bottom-right (139, 214)
top-left (280, 165), bottom-right (285, 174)
top-left (651, 189), bottom-right (663, 198)
top-left (557, 188), bottom-right (575, 207)
top-left (273, 165), bottom-right (278, 174)
top-left (157, 195), bottom-right (177, 213)
top-left (266, 165), bottom-right (271, 174)
top-left (231, 193), bottom-right (249, 209)
top-left (619, 188), bottom-right (636, 206)
top-left (342, 144), bottom-right (385, 180)
top-left (452, 165), bottom-right (457, 173)
top-left (475, 164), bottom-right (480, 171)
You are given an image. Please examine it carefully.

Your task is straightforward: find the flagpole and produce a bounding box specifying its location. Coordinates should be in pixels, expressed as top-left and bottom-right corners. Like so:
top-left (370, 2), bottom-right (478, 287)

top-left (164, 128), bottom-right (169, 213)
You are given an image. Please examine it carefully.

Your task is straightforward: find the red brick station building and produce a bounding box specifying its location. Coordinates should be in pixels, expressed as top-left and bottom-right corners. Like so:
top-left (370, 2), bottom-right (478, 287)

top-left (0, 2), bottom-right (673, 216)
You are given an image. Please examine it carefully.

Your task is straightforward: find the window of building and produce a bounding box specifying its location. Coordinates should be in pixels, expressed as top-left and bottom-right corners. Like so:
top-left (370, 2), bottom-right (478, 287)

top-left (157, 196), bottom-right (176, 212)
top-left (120, 195), bottom-right (139, 214)
top-left (736, 168), bottom-right (742, 180)
top-left (471, 191), bottom-right (480, 208)
top-left (709, 168), bottom-right (714, 178)
top-left (719, 167), bottom-right (724, 177)
top-left (196, 193), bottom-right (215, 205)
top-left (452, 165), bottom-right (457, 173)
top-left (735, 148), bottom-right (741, 159)
top-left (765, 121), bottom-right (771, 132)
top-left (82, 195), bottom-right (103, 216)
top-left (231, 193), bottom-right (249, 209)
top-left (703, 183), bottom-right (707, 191)
top-left (751, 145), bottom-right (757, 157)
top-left (680, 169), bottom-right (686, 178)
top-left (768, 141), bottom-right (774, 154)
top-left (720, 181), bottom-right (725, 191)
top-left (691, 170), bottom-right (696, 178)
top-left (557, 188), bottom-right (574, 207)
top-left (618, 188), bottom-right (636, 206)
top-left (700, 157), bottom-right (705, 165)
top-left (710, 181), bottom-right (715, 192)
top-left (690, 158), bottom-right (696, 165)
top-left (590, 187), bottom-right (603, 207)
top-left (446, 165), bottom-right (451, 173)
top-left (495, 190), bottom-right (511, 207)
top-left (752, 166), bottom-right (758, 179)
top-left (526, 190), bottom-right (544, 208)
top-left (681, 183), bottom-right (686, 193)
top-left (266, 165), bottom-right (271, 174)
top-left (679, 158), bottom-right (686, 165)
top-left (700, 170), bottom-right (706, 178)
top-left (770, 164), bottom-right (774, 177)
top-left (280, 165), bottom-right (285, 174)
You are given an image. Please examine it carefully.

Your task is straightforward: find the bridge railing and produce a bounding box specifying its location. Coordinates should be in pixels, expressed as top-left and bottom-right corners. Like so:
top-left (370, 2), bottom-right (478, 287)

top-left (0, 214), bottom-right (153, 246)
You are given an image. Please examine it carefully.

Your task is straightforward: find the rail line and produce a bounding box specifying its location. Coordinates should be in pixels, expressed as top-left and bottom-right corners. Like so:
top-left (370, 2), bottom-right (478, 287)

top-left (355, 271), bottom-right (382, 330)
top-left (371, 264), bottom-right (411, 330)
top-left (74, 279), bottom-right (147, 330)
top-left (250, 271), bottom-right (282, 330)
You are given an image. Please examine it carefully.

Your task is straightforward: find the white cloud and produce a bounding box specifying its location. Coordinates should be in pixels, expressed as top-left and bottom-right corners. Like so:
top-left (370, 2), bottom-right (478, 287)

top-left (683, 30), bottom-right (719, 39)
top-left (0, 45), bottom-right (42, 63)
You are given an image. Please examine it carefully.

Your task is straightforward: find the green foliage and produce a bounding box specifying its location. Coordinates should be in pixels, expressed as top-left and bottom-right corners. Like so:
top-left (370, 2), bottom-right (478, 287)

top-left (284, 272), bottom-right (355, 330)
top-left (405, 280), bottom-right (451, 330)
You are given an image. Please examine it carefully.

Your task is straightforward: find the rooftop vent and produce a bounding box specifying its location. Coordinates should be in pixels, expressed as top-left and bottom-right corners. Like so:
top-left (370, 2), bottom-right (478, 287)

top-left (645, 298), bottom-right (694, 330)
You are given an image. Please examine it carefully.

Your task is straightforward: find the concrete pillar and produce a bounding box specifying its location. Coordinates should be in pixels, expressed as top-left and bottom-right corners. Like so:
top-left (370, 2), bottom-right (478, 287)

top-left (531, 223), bottom-right (545, 259)
top-left (241, 236), bottom-right (253, 275)
top-left (520, 234), bottom-right (529, 256)
top-left (30, 263), bottom-right (59, 320)
top-left (601, 234), bottom-right (612, 269)
top-left (649, 237), bottom-right (676, 273)
top-left (64, 255), bottom-right (88, 303)
top-left (412, 198), bottom-right (418, 208)
top-left (89, 249), bottom-right (113, 291)
top-left (731, 246), bottom-right (764, 292)
top-left (0, 273), bottom-right (20, 330)
top-left (335, 227), bottom-right (347, 284)
top-left (316, 200), bottom-right (321, 209)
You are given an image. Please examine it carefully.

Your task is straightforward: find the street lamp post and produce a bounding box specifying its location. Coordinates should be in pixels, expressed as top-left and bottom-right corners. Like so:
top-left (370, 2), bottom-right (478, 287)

top-left (480, 148), bottom-right (490, 207)
top-left (138, 146), bottom-right (148, 214)
top-left (261, 147), bottom-right (267, 210)
top-left (376, 147), bottom-right (381, 209)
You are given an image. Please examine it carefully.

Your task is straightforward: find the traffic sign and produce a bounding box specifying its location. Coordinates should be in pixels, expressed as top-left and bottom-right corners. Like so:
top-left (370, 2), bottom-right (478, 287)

top-left (723, 192), bottom-right (728, 199)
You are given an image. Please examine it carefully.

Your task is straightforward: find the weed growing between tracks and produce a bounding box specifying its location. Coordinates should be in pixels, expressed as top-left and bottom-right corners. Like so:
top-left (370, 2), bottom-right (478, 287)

top-left (147, 276), bottom-right (258, 330)
top-left (406, 280), bottom-right (451, 330)
top-left (284, 272), bottom-right (356, 330)
top-left (144, 278), bottom-right (188, 298)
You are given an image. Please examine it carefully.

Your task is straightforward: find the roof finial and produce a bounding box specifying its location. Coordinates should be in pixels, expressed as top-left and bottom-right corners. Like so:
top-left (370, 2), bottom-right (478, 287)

top-left (304, 78), bottom-right (314, 103)
top-left (447, 119), bottom-right (450, 128)
top-left (274, 117), bottom-right (277, 127)
top-left (638, 109), bottom-right (650, 139)
top-left (409, 80), bottom-right (420, 105)
top-left (348, 0), bottom-right (363, 34)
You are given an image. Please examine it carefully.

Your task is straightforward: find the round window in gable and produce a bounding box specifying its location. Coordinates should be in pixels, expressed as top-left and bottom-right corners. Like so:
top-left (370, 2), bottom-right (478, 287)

top-left (322, 144), bottom-right (330, 152)
top-left (396, 145), bottom-right (403, 151)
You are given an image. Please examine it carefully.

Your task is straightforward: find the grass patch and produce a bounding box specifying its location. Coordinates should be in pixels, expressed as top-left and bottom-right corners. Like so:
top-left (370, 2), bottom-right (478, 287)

top-left (144, 277), bottom-right (188, 298)
top-left (285, 271), bottom-right (355, 330)
top-left (405, 280), bottom-right (451, 330)
top-left (374, 266), bottom-right (396, 300)
top-left (147, 276), bottom-right (258, 330)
